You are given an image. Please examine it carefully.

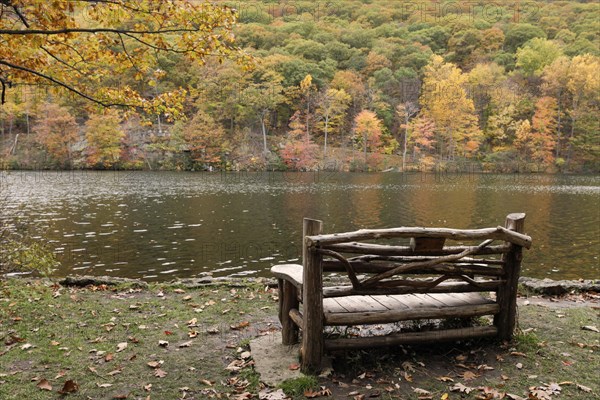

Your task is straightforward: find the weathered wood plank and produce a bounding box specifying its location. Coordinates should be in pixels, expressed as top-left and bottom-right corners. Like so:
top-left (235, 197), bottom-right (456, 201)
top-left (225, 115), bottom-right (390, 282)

top-left (323, 298), bottom-right (350, 313)
top-left (271, 264), bottom-right (303, 291)
top-left (324, 326), bottom-right (498, 350)
top-left (370, 295), bottom-right (410, 310)
top-left (332, 296), bottom-right (389, 313)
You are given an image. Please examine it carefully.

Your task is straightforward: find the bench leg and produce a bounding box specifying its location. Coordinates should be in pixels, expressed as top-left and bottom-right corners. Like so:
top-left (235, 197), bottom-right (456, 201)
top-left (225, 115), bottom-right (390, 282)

top-left (279, 279), bottom-right (299, 345)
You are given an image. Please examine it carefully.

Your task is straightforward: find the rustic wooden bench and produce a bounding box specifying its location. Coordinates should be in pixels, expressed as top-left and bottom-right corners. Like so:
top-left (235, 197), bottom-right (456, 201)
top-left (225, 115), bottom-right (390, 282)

top-left (271, 213), bottom-right (531, 372)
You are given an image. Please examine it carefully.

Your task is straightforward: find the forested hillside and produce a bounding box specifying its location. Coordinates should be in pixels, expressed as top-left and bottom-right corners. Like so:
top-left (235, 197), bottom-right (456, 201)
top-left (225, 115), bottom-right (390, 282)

top-left (1, 1), bottom-right (598, 172)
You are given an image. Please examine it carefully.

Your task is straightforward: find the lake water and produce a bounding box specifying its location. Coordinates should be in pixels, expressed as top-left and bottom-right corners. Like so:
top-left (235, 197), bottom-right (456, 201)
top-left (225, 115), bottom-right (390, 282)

top-left (1, 170), bottom-right (598, 281)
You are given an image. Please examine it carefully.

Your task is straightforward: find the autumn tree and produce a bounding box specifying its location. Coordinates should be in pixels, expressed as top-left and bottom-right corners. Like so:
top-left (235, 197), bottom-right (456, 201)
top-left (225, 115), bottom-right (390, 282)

top-left (531, 97), bottom-right (558, 166)
top-left (243, 68), bottom-right (286, 155)
top-left (176, 110), bottom-right (229, 169)
top-left (419, 55), bottom-right (481, 160)
top-left (0, 0), bottom-right (249, 116)
top-left (353, 110), bottom-right (384, 166)
top-left (280, 111), bottom-right (319, 170)
top-left (315, 88), bottom-right (351, 157)
top-left (565, 54), bottom-right (600, 167)
top-left (396, 102), bottom-right (419, 171)
top-left (33, 102), bottom-right (79, 166)
top-left (85, 110), bottom-right (124, 168)
top-left (408, 115), bottom-right (436, 169)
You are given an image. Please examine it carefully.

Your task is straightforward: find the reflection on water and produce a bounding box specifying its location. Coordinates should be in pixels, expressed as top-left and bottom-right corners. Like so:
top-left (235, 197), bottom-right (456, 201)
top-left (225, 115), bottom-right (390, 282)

top-left (1, 171), bottom-right (599, 280)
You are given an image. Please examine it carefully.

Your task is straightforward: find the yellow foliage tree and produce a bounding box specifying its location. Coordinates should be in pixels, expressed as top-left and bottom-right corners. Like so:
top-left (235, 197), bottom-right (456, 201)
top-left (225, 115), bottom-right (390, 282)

top-left (419, 55), bottom-right (482, 160)
top-left (0, 1), bottom-right (249, 117)
top-left (85, 110), bottom-right (124, 168)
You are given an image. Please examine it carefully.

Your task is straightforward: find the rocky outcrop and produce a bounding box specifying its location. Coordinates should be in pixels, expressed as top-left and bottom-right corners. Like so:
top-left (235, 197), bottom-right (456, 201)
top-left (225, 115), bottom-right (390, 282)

top-left (59, 275), bottom-right (148, 289)
top-left (519, 277), bottom-right (600, 295)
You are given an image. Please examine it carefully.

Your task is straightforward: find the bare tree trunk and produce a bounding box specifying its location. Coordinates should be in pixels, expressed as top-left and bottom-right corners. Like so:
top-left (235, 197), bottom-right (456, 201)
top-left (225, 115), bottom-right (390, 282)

top-left (261, 111), bottom-right (268, 154)
top-left (323, 115), bottom-right (329, 158)
top-left (10, 133), bottom-right (19, 155)
top-left (402, 115), bottom-right (409, 171)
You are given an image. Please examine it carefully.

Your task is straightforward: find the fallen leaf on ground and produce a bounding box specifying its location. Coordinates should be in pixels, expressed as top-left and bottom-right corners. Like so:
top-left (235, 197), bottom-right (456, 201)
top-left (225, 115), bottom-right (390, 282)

top-left (288, 363), bottom-right (300, 371)
top-left (116, 342), bottom-right (128, 352)
top-left (147, 361), bottom-right (161, 369)
top-left (516, 362), bottom-right (523, 369)
top-left (529, 387), bottom-right (552, 400)
top-left (412, 387), bottom-right (431, 395)
top-left (200, 379), bottom-right (213, 386)
top-left (258, 388), bottom-right (287, 399)
top-left (230, 321), bottom-right (250, 330)
top-left (461, 371), bottom-right (478, 381)
top-left (36, 379), bottom-right (52, 391)
top-left (96, 383), bottom-right (112, 388)
top-left (179, 341), bottom-right (193, 348)
top-left (143, 383), bottom-right (152, 391)
top-left (450, 383), bottom-right (474, 394)
top-left (154, 369), bottom-right (167, 378)
top-left (437, 376), bottom-right (454, 382)
top-left (577, 384), bottom-right (592, 393)
top-left (581, 325), bottom-right (599, 333)
top-left (158, 340), bottom-right (169, 347)
top-left (58, 380), bottom-right (79, 394)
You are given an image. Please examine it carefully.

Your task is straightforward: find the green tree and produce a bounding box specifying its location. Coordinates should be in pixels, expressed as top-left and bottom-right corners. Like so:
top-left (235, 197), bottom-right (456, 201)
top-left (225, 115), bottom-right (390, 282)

top-left (516, 38), bottom-right (563, 76)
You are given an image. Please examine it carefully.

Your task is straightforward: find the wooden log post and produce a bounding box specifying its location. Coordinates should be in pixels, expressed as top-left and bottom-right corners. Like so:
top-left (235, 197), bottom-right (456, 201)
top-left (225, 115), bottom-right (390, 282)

top-left (301, 218), bottom-right (324, 373)
top-left (495, 213), bottom-right (526, 340)
top-left (279, 279), bottom-right (300, 345)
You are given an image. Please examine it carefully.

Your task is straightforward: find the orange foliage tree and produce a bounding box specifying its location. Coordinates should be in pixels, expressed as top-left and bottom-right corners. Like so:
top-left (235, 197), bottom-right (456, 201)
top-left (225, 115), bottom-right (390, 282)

top-left (280, 111), bottom-right (319, 170)
top-left (353, 110), bottom-right (384, 168)
top-left (34, 102), bottom-right (79, 166)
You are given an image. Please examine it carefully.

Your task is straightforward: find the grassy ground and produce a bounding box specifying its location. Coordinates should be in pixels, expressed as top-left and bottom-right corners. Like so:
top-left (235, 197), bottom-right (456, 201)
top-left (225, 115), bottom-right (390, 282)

top-left (1, 279), bottom-right (598, 399)
top-left (0, 279), bottom-right (276, 399)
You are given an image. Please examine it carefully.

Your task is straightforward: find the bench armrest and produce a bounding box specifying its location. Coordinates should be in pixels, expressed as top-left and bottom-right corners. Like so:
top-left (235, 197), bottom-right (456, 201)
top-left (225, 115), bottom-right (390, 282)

top-left (271, 264), bottom-right (303, 293)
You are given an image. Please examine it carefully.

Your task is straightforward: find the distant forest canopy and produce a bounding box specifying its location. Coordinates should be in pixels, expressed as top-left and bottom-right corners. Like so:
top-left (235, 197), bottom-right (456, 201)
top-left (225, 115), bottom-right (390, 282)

top-left (0, 0), bottom-right (598, 172)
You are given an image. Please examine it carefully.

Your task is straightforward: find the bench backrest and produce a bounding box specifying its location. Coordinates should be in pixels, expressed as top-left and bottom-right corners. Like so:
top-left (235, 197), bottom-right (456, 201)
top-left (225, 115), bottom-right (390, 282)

top-left (302, 213), bottom-right (531, 299)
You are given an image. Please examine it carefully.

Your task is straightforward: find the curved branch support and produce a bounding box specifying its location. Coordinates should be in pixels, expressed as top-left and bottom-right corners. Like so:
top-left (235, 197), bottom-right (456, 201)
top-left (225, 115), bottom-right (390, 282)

top-left (362, 239), bottom-right (494, 287)
top-left (318, 248), bottom-right (361, 289)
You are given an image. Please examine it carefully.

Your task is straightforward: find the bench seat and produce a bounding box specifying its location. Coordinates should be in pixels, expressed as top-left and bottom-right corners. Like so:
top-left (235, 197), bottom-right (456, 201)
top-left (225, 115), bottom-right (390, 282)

top-left (323, 293), bottom-right (498, 325)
